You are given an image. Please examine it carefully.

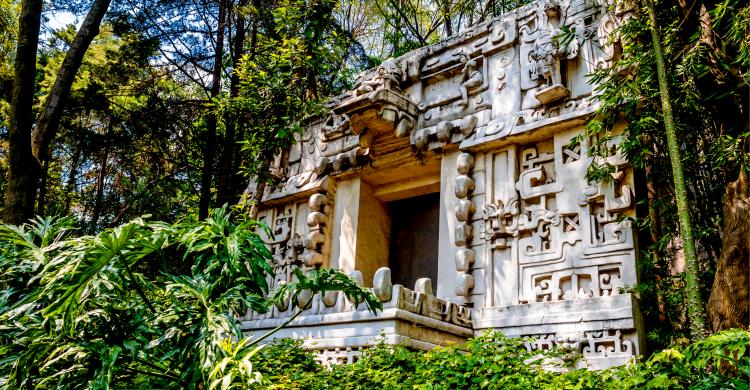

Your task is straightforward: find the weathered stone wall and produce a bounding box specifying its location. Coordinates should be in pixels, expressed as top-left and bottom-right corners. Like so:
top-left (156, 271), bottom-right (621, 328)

top-left (245, 0), bottom-right (640, 369)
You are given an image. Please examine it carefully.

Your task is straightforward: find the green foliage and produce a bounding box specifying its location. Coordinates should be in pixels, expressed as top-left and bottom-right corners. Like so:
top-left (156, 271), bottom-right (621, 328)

top-left (275, 268), bottom-right (382, 314)
top-left (253, 338), bottom-right (321, 387)
top-left (8, 21), bottom-right (201, 229)
top-left (255, 329), bottom-right (750, 389)
top-left (0, 0), bottom-right (15, 98)
top-left (207, 338), bottom-right (264, 389)
top-left (582, 0), bottom-right (750, 344)
top-left (0, 208), bottom-right (379, 389)
top-left (225, 0), bottom-right (351, 183)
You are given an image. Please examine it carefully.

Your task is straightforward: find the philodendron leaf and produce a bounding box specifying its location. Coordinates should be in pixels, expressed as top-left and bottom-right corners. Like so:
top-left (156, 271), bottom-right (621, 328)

top-left (42, 223), bottom-right (149, 333)
top-left (274, 268), bottom-right (382, 315)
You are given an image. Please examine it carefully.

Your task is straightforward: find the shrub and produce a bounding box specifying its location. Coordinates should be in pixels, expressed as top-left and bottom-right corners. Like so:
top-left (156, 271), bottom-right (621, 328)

top-left (0, 210), bottom-right (380, 389)
top-left (255, 329), bottom-right (750, 389)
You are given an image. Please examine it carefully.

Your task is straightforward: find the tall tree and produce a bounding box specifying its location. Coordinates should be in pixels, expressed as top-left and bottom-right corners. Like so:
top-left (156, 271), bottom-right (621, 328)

top-left (216, 0), bottom-right (248, 206)
top-left (32, 0), bottom-right (113, 164)
top-left (4, 0), bottom-right (113, 224)
top-left (198, 0), bottom-right (226, 220)
top-left (707, 171), bottom-right (749, 332)
top-left (3, 0), bottom-right (42, 224)
top-left (647, 0), bottom-right (706, 339)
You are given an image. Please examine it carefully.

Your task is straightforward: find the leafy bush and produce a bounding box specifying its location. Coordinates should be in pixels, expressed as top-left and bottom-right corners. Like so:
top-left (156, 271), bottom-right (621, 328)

top-left (0, 209), bottom-right (380, 389)
top-left (257, 329), bottom-right (750, 389)
top-left (2, 212), bottom-right (747, 389)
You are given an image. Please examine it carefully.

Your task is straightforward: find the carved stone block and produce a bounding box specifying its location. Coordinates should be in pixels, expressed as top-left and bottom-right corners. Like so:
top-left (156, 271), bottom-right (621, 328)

top-left (373, 267), bottom-right (393, 302)
top-left (455, 273), bottom-right (475, 297)
top-left (415, 278), bottom-right (434, 296)
top-left (535, 84), bottom-right (570, 104)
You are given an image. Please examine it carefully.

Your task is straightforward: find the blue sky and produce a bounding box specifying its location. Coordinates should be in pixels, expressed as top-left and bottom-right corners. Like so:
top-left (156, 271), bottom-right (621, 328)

top-left (46, 10), bottom-right (78, 31)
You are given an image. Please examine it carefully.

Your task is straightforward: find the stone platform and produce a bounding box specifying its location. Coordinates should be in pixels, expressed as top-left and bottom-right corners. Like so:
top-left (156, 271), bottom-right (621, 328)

top-left (241, 268), bottom-right (472, 366)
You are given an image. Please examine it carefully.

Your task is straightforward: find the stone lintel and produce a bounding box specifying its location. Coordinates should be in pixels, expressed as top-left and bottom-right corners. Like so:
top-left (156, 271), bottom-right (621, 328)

top-left (535, 84), bottom-right (570, 105)
top-left (261, 175), bottom-right (328, 205)
top-left (458, 102), bottom-right (599, 153)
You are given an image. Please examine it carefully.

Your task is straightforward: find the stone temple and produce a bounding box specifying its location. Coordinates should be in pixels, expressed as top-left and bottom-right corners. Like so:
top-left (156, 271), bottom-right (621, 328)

top-left (241, 0), bottom-right (643, 370)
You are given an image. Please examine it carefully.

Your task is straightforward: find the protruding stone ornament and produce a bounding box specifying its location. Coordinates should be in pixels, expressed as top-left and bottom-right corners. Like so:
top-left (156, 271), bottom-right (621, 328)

top-left (436, 121), bottom-right (455, 142)
top-left (302, 251), bottom-right (324, 267)
top-left (350, 270), bottom-right (364, 287)
top-left (455, 176), bottom-right (475, 198)
top-left (460, 115), bottom-right (478, 136)
top-left (348, 270), bottom-right (365, 305)
top-left (305, 231), bottom-right (325, 250)
top-left (535, 85), bottom-right (570, 105)
top-left (373, 267), bottom-right (393, 302)
top-left (296, 289), bottom-right (313, 309)
top-left (456, 153), bottom-right (475, 174)
top-left (455, 199), bottom-right (476, 222)
top-left (414, 128), bottom-right (429, 150)
top-left (454, 223), bottom-right (473, 246)
top-left (455, 248), bottom-right (476, 272)
top-left (322, 290), bottom-right (338, 307)
top-left (309, 194), bottom-right (328, 211)
top-left (315, 157), bottom-right (329, 175)
top-left (415, 278), bottom-right (434, 296)
top-left (455, 273), bottom-right (475, 297)
top-left (307, 211), bottom-right (326, 227)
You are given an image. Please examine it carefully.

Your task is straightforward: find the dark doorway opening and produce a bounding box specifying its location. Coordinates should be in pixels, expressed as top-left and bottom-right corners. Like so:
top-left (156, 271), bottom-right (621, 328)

top-left (387, 192), bottom-right (440, 290)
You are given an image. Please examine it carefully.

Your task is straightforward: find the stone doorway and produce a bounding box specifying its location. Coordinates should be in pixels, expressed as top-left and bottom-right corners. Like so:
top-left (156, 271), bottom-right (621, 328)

top-left (387, 192), bottom-right (440, 290)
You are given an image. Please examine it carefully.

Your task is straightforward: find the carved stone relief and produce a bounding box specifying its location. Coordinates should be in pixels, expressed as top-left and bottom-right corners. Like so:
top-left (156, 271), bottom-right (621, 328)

top-left (335, 58), bottom-right (419, 141)
top-left (260, 0), bottom-right (630, 197)
top-left (303, 193), bottom-right (329, 268)
top-left (242, 266), bottom-right (472, 329)
top-left (477, 128), bottom-right (635, 307)
top-left (454, 153), bottom-right (477, 298)
top-left (314, 347), bottom-right (365, 367)
top-left (258, 205), bottom-right (304, 296)
top-left (529, 1), bottom-right (577, 104)
top-left (595, 0), bottom-right (636, 69)
top-left (523, 329), bottom-right (638, 369)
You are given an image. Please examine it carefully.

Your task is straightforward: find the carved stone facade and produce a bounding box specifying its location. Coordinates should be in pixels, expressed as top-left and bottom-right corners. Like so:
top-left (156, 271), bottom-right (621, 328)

top-left (243, 0), bottom-right (642, 369)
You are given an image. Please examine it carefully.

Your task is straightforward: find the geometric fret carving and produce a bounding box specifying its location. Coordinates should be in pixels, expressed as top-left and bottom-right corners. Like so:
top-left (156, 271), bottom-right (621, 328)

top-left (481, 131), bottom-right (636, 305)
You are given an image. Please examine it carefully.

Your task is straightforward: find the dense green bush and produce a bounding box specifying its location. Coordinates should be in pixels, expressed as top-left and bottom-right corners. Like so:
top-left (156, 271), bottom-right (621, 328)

top-left (256, 329), bottom-right (750, 389)
top-left (1, 211), bottom-right (747, 389)
top-left (0, 210), bottom-right (380, 389)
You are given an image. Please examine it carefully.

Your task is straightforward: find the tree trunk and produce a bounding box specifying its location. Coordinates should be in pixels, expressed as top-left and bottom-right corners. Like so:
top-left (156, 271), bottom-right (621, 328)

top-left (442, 2), bottom-right (453, 37)
top-left (248, 178), bottom-right (266, 219)
top-left (36, 159), bottom-right (48, 217)
top-left (646, 163), bottom-right (668, 324)
top-left (647, 0), bottom-right (706, 339)
top-left (31, 0), bottom-right (112, 164)
top-left (707, 171), bottom-right (750, 332)
top-left (91, 144), bottom-right (109, 229)
top-left (231, 13), bottom-right (258, 204)
top-left (2, 0), bottom-right (43, 225)
top-left (246, 156), bottom-right (270, 219)
top-left (217, 0), bottom-right (248, 206)
top-left (63, 142), bottom-right (82, 213)
top-left (199, 0), bottom-right (227, 220)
